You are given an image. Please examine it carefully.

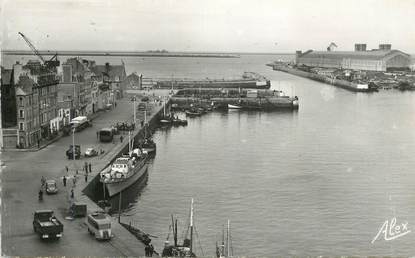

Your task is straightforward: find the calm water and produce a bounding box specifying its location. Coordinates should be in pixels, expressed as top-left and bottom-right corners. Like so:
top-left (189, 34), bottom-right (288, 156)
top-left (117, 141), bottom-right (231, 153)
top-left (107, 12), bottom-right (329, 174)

top-left (4, 54), bottom-right (415, 256)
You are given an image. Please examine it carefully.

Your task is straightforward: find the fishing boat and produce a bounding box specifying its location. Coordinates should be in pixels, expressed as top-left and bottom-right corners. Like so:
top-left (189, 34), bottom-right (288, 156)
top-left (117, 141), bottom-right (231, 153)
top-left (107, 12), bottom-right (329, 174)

top-left (216, 220), bottom-right (233, 258)
top-left (162, 199), bottom-right (198, 257)
top-left (159, 99), bottom-right (173, 126)
top-left (140, 138), bottom-right (156, 154)
top-left (100, 147), bottom-right (149, 197)
top-left (227, 104), bottom-right (242, 109)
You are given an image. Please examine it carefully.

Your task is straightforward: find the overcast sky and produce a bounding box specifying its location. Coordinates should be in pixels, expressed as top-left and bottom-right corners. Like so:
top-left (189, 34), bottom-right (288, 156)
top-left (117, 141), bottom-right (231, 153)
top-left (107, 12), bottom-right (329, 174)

top-left (1, 0), bottom-right (415, 53)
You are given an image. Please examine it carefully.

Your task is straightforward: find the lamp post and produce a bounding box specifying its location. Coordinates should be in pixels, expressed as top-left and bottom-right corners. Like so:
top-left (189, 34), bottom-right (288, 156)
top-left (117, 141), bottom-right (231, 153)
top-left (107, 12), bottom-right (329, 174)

top-left (131, 96), bottom-right (136, 126)
top-left (72, 126), bottom-right (76, 161)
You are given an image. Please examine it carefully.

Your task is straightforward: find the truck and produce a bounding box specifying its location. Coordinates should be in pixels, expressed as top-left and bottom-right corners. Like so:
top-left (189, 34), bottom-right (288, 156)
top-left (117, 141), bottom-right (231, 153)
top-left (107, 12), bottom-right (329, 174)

top-left (33, 210), bottom-right (64, 239)
top-left (70, 116), bottom-right (91, 132)
top-left (66, 145), bottom-right (81, 159)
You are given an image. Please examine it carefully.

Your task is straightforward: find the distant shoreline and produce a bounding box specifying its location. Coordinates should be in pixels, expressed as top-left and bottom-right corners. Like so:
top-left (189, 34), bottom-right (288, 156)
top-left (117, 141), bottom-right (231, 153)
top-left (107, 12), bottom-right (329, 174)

top-left (1, 50), bottom-right (295, 58)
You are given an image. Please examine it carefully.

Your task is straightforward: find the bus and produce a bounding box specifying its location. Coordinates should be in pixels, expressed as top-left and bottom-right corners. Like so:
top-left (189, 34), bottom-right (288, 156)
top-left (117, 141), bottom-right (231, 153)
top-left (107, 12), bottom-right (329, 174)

top-left (99, 128), bottom-right (114, 142)
top-left (86, 212), bottom-right (111, 240)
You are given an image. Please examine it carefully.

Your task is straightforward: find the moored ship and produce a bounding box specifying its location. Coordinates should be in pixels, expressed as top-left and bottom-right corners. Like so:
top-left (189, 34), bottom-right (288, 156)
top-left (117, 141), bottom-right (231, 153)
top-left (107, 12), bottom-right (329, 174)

top-left (100, 148), bottom-right (149, 197)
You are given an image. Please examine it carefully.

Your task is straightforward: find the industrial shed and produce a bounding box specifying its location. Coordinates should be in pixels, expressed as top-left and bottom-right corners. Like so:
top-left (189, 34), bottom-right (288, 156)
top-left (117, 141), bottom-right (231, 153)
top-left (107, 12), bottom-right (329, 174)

top-left (296, 48), bottom-right (411, 72)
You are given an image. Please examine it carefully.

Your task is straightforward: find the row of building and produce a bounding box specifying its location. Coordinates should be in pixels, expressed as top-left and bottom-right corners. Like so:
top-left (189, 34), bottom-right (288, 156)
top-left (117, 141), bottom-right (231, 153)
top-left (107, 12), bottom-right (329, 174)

top-left (295, 43), bottom-right (412, 72)
top-left (1, 57), bottom-right (130, 149)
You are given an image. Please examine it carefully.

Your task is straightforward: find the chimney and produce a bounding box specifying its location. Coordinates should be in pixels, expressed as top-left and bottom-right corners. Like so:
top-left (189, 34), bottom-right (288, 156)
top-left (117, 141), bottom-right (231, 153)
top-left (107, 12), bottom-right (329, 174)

top-left (379, 44), bottom-right (391, 50)
top-left (354, 44), bottom-right (367, 51)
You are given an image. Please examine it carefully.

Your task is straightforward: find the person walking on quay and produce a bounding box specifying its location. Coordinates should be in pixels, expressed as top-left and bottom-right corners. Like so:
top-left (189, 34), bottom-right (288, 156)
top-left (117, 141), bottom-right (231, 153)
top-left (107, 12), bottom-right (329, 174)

top-left (84, 162), bottom-right (88, 173)
top-left (65, 165), bottom-right (68, 173)
top-left (89, 162), bottom-right (92, 173)
top-left (41, 176), bottom-right (46, 188)
top-left (73, 175), bottom-right (77, 187)
top-left (63, 176), bottom-right (67, 187)
top-left (120, 135), bottom-right (124, 143)
top-left (85, 173), bottom-right (88, 182)
top-left (149, 244), bottom-right (154, 257)
top-left (145, 245), bottom-right (150, 257)
top-left (70, 188), bottom-right (74, 199)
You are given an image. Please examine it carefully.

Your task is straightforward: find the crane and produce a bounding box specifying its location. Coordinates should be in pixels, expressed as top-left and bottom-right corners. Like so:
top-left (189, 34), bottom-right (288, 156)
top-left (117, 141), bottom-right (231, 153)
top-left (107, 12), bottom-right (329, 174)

top-left (18, 32), bottom-right (60, 69)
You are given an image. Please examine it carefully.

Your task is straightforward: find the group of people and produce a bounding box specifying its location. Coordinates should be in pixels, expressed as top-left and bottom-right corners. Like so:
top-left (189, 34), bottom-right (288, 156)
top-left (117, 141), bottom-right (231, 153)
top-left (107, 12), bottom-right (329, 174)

top-left (145, 244), bottom-right (155, 257)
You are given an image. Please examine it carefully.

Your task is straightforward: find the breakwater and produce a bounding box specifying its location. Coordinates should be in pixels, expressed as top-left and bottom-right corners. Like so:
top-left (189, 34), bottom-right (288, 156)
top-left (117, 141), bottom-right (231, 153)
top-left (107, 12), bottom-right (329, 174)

top-left (268, 63), bottom-right (372, 92)
top-left (2, 50), bottom-right (239, 58)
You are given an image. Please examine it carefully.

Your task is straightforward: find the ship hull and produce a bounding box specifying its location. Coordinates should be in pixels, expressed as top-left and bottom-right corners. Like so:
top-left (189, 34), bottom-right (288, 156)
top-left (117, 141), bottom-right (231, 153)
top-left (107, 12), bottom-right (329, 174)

top-left (104, 163), bottom-right (149, 197)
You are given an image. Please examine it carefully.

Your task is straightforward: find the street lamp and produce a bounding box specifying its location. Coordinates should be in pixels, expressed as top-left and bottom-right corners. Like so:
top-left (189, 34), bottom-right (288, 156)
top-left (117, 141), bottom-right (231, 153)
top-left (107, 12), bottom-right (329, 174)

top-left (72, 126), bottom-right (76, 161)
top-left (131, 96), bottom-right (136, 126)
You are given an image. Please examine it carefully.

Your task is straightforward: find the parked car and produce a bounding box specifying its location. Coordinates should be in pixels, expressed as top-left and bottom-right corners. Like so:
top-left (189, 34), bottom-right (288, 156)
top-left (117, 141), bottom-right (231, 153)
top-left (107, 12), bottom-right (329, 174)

top-left (85, 147), bottom-right (98, 157)
top-left (45, 180), bottom-right (58, 194)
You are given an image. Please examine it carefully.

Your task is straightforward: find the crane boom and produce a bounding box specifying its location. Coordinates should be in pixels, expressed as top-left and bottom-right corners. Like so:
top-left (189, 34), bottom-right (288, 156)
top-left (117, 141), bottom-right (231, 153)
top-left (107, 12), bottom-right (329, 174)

top-left (18, 32), bottom-right (45, 63)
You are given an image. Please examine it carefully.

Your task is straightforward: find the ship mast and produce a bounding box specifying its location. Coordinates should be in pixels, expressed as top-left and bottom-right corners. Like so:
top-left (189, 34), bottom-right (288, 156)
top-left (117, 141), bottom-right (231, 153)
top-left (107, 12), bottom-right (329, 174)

top-left (227, 220), bottom-right (230, 257)
top-left (190, 198), bottom-right (194, 255)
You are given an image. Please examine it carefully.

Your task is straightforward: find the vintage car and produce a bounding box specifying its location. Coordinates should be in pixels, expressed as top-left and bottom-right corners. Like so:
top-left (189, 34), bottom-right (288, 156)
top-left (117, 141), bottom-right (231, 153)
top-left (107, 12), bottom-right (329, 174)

top-left (85, 147), bottom-right (98, 157)
top-left (45, 180), bottom-right (58, 194)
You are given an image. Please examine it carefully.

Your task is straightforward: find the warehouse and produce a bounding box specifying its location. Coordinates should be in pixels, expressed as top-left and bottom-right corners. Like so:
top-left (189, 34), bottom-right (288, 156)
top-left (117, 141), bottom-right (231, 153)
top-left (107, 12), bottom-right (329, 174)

top-left (296, 44), bottom-right (411, 72)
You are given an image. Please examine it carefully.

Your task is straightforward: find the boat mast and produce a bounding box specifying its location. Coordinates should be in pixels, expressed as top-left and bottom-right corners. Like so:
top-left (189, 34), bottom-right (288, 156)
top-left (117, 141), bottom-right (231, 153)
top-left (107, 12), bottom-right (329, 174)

top-left (222, 224), bottom-right (225, 256)
top-left (144, 110), bottom-right (147, 139)
top-left (190, 198), bottom-right (194, 255)
top-left (227, 220), bottom-right (230, 257)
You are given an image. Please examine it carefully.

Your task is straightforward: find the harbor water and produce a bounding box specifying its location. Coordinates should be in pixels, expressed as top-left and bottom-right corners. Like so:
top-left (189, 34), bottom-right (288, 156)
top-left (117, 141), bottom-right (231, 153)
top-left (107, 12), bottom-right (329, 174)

top-left (4, 54), bottom-right (415, 256)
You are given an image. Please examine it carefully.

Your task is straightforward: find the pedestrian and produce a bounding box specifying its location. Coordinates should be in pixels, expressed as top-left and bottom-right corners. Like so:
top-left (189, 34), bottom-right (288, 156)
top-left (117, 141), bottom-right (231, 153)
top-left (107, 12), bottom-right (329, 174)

top-left (120, 135), bottom-right (124, 143)
top-left (41, 176), bottom-right (46, 187)
top-left (65, 165), bottom-right (68, 173)
top-left (70, 188), bottom-right (74, 199)
top-left (145, 245), bottom-right (150, 257)
top-left (149, 244), bottom-right (154, 257)
top-left (85, 173), bottom-right (88, 182)
top-left (84, 162), bottom-right (88, 173)
top-left (115, 102), bottom-right (117, 107)
top-left (37, 139), bottom-right (40, 149)
top-left (89, 162), bottom-right (92, 173)
top-left (63, 176), bottom-right (67, 187)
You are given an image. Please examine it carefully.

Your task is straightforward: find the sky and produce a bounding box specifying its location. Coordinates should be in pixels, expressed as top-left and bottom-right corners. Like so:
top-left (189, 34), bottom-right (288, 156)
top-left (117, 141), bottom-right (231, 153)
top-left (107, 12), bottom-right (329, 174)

top-left (1, 0), bottom-right (415, 53)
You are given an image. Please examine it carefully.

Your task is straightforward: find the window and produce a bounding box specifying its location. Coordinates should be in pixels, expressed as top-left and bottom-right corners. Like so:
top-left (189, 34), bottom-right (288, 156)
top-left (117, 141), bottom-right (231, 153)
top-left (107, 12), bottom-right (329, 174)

top-left (19, 97), bottom-right (23, 106)
top-left (19, 110), bottom-right (24, 118)
top-left (19, 123), bottom-right (24, 131)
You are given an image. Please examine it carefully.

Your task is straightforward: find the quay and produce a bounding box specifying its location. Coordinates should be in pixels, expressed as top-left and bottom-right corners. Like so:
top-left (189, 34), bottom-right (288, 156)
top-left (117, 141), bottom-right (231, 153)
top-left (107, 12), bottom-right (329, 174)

top-left (1, 90), bottom-right (171, 257)
top-left (267, 63), bottom-right (374, 92)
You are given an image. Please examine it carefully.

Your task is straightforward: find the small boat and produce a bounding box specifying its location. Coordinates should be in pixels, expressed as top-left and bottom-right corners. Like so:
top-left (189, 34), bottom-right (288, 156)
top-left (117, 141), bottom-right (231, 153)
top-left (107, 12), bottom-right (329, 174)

top-left (162, 199), bottom-right (198, 257)
top-left (172, 118), bottom-right (188, 126)
top-left (228, 104), bottom-right (242, 109)
top-left (185, 110), bottom-right (202, 117)
top-left (159, 118), bottom-right (172, 126)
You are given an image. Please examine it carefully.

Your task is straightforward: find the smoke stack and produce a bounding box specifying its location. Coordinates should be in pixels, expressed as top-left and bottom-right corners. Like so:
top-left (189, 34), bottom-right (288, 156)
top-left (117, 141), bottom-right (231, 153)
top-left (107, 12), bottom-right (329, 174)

top-left (354, 44), bottom-right (367, 51)
top-left (379, 44), bottom-right (391, 50)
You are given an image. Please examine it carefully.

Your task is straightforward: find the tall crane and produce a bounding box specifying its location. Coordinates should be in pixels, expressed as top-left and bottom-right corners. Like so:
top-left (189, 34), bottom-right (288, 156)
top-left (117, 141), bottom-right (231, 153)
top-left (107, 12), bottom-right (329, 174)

top-left (18, 32), bottom-right (60, 69)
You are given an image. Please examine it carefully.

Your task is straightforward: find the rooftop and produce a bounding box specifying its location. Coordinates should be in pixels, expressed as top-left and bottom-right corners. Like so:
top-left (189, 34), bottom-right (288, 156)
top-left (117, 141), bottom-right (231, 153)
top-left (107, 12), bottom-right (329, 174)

top-left (299, 49), bottom-right (410, 60)
top-left (1, 68), bottom-right (13, 85)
